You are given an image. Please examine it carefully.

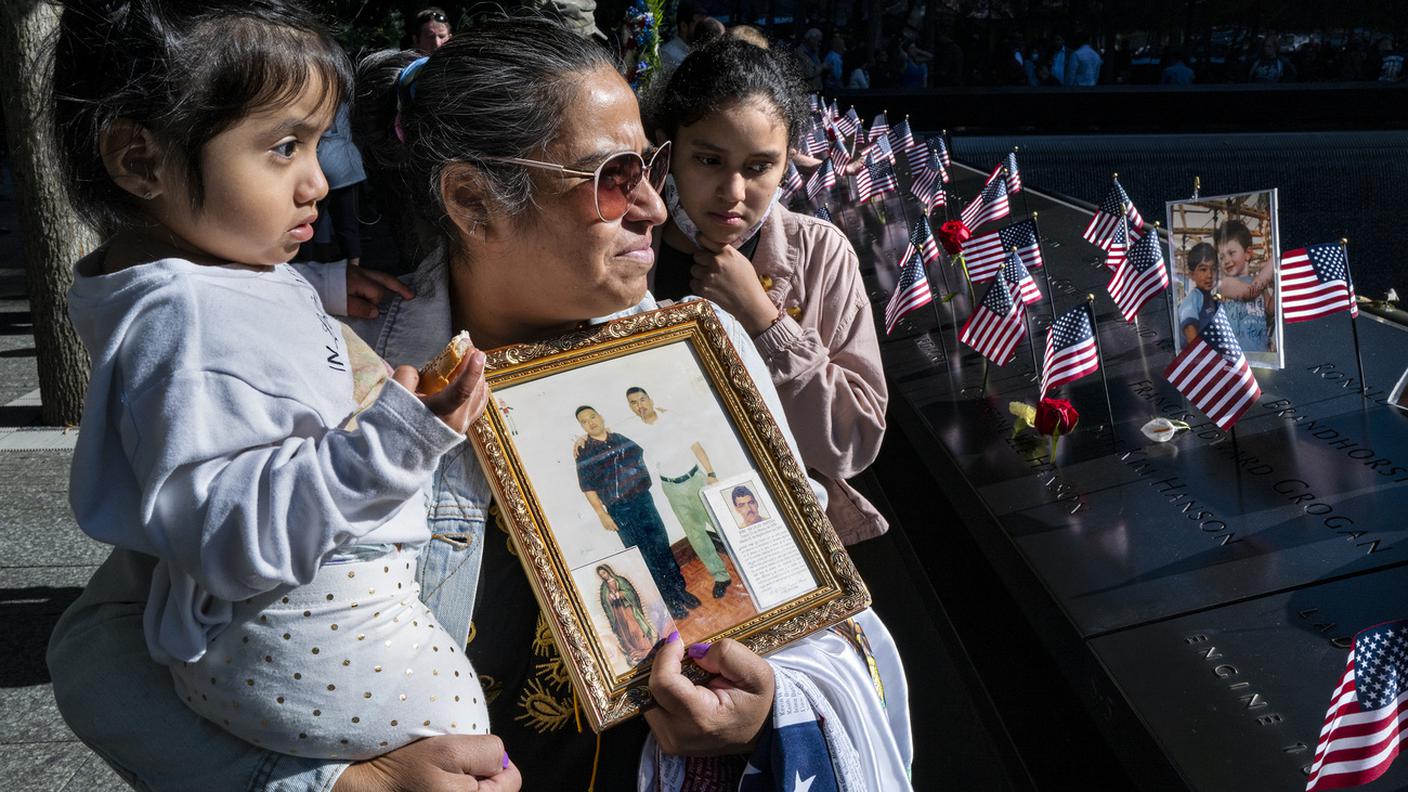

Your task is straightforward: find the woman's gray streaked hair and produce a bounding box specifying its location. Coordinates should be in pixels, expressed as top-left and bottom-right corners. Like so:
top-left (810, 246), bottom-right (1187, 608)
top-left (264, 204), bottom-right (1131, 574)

top-left (354, 16), bottom-right (614, 263)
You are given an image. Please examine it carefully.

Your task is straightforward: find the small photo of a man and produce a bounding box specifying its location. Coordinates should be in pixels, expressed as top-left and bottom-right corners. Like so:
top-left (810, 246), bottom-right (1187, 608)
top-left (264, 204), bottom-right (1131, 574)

top-left (730, 485), bottom-right (768, 527)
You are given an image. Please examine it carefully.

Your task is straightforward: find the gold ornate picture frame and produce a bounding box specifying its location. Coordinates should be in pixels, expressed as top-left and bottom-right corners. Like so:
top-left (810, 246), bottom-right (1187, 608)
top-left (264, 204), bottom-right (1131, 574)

top-left (469, 301), bottom-right (870, 731)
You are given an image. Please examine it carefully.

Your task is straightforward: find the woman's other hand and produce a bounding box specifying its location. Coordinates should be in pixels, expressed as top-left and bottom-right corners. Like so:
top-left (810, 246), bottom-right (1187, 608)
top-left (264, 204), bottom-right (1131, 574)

top-left (392, 347), bottom-right (489, 434)
top-left (645, 634), bottom-right (775, 756)
top-left (690, 237), bottom-right (779, 336)
top-left (346, 266), bottom-right (415, 319)
top-left (332, 733), bottom-right (521, 792)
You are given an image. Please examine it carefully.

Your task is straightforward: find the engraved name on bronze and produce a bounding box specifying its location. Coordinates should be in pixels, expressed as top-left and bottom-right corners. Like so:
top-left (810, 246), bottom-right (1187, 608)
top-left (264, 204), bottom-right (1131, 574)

top-left (1262, 397), bottom-right (1408, 482)
top-left (1121, 450), bottom-right (1241, 546)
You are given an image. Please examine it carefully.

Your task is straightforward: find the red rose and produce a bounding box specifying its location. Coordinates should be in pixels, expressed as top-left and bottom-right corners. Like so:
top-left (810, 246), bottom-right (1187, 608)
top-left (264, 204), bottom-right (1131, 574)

top-left (937, 220), bottom-right (971, 255)
top-left (1034, 398), bottom-right (1079, 436)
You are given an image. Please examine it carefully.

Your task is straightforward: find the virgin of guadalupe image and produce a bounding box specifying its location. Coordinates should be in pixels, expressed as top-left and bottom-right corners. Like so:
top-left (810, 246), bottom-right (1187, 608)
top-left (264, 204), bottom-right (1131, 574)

top-left (596, 564), bottom-right (658, 664)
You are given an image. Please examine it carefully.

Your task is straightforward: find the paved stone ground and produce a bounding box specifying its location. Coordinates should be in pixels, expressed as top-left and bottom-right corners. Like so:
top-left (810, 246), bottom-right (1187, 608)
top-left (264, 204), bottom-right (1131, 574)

top-left (0, 170), bottom-right (127, 788)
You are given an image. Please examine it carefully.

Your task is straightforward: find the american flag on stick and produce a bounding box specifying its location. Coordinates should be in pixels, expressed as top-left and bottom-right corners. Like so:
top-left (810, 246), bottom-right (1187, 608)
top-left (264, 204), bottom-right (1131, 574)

top-left (1103, 215), bottom-right (1132, 271)
top-left (869, 112), bottom-right (890, 143)
top-left (961, 175), bottom-right (1012, 229)
top-left (1282, 242), bottom-right (1359, 323)
top-left (898, 216), bottom-right (942, 271)
top-left (1161, 304), bottom-right (1260, 430)
top-left (828, 139), bottom-right (851, 172)
top-left (1108, 224), bottom-right (1169, 322)
top-left (805, 159), bottom-right (837, 201)
top-left (814, 205), bottom-right (833, 224)
top-left (859, 148), bottom-right (898, 202)
top-left (1001, 248), bottom-right (1042, 306)
top-left (1083, 178), bottom-right (1144, 250)
top-left (837, 106), bottom-right (861, 138)
top-left (961, 219), bottom-right (1043, 283)
top-left (889, 117), bottom-right (915, 154)
top-left (985, 151), bottom-right (1022, 195)
top-left (1041, 304), bottom-right (1100, 397)
top-left (1306, 620), bottom-right (1408, 791)
top-left (780, 161), bottom-right (805, 203)
top-left (960, 272), bottom-right (1026, 364)
top-left (927, 135), bottom-right (951, 170)
top-left (909, 150), bottom-right (944, 209)
top-left (802, 122), bottom-right (829, 158)
top-left (884, 251), bottom-right (935, 334)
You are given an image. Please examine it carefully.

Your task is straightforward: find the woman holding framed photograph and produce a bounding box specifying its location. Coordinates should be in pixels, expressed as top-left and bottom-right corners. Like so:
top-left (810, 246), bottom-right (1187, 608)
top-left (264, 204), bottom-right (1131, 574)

top-left (48, 15), bottom-right (912, 792)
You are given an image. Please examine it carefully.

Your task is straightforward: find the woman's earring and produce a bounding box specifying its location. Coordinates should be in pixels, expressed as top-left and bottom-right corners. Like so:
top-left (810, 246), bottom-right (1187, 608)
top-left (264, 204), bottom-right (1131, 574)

top-left (142, 190), bottom-right (156, 200)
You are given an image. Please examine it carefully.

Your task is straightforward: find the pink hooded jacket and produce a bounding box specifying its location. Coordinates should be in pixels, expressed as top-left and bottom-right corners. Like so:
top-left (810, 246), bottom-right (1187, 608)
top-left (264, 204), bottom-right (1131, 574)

top-left (744, 206), bottom-right (890, 544)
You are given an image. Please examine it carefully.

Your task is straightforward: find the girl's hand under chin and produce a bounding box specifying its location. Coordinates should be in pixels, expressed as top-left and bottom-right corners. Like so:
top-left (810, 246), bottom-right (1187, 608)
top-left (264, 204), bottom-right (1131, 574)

top-left (688, 235), bottom-right (780, 336)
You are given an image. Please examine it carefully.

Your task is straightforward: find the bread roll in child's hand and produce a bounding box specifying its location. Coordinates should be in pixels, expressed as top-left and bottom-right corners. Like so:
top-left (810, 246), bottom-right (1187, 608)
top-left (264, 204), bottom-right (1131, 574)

top-left (418, 331), bottom-right (474, 396)
top-left (391, 331), bottom-right (488, 434)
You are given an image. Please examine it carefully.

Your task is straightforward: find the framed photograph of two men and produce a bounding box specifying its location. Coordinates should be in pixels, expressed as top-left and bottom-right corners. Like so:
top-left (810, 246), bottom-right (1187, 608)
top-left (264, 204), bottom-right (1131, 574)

top-left (470, 300), bottom-right (871, 731)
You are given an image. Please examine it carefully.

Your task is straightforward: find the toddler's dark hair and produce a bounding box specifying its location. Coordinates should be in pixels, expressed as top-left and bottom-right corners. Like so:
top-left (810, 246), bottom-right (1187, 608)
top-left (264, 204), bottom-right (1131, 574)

top-left (353, 16), bottom-right (613, 262)
top-left (53, 0), bottom-right (353, 230)
top-left (1185, 242), bottom-right (1217, 273)
top-left (644, 37), bottom-right (807, 148)
top-left (1215, 219), bottom-right (1254, 251)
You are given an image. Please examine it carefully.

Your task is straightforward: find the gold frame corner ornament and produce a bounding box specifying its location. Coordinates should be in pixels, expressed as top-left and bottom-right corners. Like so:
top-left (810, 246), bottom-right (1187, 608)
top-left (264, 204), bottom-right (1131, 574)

top-left (468, 301), bottom-right (870, 731)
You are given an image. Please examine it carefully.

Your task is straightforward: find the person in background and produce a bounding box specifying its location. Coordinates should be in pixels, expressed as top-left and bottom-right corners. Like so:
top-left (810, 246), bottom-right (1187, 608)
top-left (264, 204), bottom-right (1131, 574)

top-left (729, 23), bottom-right (768, 49)
top-left (1067, 30), bottom-right (1102, 85)
top-left (1161, 46), bottom-right (1195, 85)
top-left (1048, 33), bottom-right (1070, 85)
top-left (692, 16), bottom-right (725, 47)
top-left (847, 48), bottom-right (872, 88)
top-left (1248, 38), bottom-right (1295, 83)
top-left (1377, 37), bottom-right (1404, 82)
top-left (658, 1), bottom-right (705, 72)
top-left (298, 101), bottom-right (367, 266)
top-left (409, 6), bottom-right (451, 52)
top-left (897, 41), bottom-right (931, 88)
top-left (794, 27), bottom-right (824, 91)
top-left (821, 34), bottom-right (845, 90)
top-left (1001, 32), bottom-right (1026, 86)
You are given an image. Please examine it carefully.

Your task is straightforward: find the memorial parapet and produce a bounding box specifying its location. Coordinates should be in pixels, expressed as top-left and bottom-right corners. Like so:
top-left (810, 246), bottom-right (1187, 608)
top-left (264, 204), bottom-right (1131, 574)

top-left (861, 162), bottom-right (1408, 790)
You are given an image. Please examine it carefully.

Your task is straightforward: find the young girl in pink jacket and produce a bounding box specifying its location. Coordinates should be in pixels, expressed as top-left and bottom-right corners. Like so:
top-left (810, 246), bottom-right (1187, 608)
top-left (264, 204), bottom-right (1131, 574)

top-left (646, 37), bottom-right (889, 544)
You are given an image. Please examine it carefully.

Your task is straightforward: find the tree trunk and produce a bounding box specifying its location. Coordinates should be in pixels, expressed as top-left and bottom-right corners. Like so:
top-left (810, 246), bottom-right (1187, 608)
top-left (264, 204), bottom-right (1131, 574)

top-left (0, 1), bottom-right (99, 426)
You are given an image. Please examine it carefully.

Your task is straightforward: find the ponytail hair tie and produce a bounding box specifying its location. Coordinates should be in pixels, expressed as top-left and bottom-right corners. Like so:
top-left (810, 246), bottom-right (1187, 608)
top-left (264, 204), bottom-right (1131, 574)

top-left (393, 55), bottom-right (430, 144)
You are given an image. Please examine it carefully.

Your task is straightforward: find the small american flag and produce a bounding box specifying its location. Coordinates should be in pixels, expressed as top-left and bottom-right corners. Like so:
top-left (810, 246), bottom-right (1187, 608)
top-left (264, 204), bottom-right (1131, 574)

top-left (837, 106), bottom-right (861, 138)
top-left (961, 175), bottom-right (1012, 229)
top-left (814, 205), bottom-right (833, 224)
top-left (985, 152), bottom-right (1022, 195)
top-left (1282, 242), bottom-right (1359, 323)
top-left (927, 135), bottom-right (951, 170)
top-left (1041, 304), bottom-right (1100, 397)
top-left (806, 159), bottom-right (837, 201)
top-left (867, 149), bottom-right (898, 196)
top-left (1002, 248), bottom-right (1042, 306)
top-left (961, 272), bottom-right (1026, 364)
top-left (1108, 226), bottom-right (1169, 322)
top-left (1306, 620), bottom-right (1408, 791)
top-left (829, 98), bottom-right (842, 122)
top-left (802, 122), bottom-right (829, 158)
top-left (909, 149), bottom-right (943, 208)
top-left (809, 94), bottom-right (820, 113)
top-left (884, 251), bottom-right (935, 334)
top-left (780, 161), bottom-right (805, 203)
top-left (889, 117), bottom-right (915, 153)
top-left (869, 112), bottom-right (890, 143)
top-left (898, 216), bottom-right (942, 270)
top-left (961, 219), bottom-right (1043, 283)
top-left (871, 134), bottom-right (896, 164)
top-left (1083, 179), bottom-right (1144, 250)
top-left (1103, 216), bottom-right (1131, 271)
top-left (828, 139), bottom-right (851, 172)
top-left (1162, 305), bottom-right (1260, 430)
